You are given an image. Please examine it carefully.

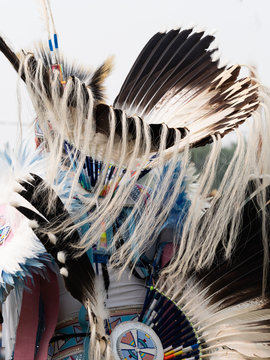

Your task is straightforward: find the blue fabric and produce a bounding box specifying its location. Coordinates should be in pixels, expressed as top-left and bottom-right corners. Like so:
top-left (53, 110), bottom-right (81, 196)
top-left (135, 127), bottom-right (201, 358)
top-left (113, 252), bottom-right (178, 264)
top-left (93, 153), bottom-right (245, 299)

top-left (57, 157), bottom-right (190, 279)
top-left (158, 161), bottom-right (191, 233)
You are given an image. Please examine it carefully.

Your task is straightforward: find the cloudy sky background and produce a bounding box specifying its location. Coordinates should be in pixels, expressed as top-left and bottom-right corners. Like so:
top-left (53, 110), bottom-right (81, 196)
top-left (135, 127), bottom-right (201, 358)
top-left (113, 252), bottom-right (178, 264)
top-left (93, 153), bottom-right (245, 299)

top-left (0, 0), bottom-right (269, 148)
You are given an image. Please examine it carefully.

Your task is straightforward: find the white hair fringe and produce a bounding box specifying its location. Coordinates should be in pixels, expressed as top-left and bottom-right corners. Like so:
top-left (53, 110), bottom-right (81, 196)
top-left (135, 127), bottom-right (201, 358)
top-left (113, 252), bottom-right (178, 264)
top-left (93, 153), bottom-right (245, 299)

top-left (159, 85), bottom-right (270, 293)
top-left (20, 50), bottom-right (270, 293)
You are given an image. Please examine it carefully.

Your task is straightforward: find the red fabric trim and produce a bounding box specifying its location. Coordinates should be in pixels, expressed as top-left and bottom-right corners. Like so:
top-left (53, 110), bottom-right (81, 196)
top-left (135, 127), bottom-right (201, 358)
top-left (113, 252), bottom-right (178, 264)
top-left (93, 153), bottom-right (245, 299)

top-left (14, 275), bottom-right (40, 360)
top-left (14, 269), bottom-right (59, 360)
top-left (36, 269), bottom-right (59, 360)
top-left (161, 243), bottom-right (174, 268)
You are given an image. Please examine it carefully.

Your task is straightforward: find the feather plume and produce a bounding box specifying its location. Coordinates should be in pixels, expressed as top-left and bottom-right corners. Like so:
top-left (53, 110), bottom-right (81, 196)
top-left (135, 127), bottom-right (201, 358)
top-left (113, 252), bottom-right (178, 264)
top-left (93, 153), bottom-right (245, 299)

top-left (89, 56), bottom-right (114, 101)
top-left (114, 28), bottom-right (259, 150)
top-left (0, 143), bottom-right (56, 302)
top-left (157, 184), bottom-right (270, 359)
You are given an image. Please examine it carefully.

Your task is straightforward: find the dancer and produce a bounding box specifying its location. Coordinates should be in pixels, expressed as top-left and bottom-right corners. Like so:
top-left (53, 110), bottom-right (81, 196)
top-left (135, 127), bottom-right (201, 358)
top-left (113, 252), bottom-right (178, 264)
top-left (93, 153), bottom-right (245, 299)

top-left (0, 1), bottom-right (269, 359)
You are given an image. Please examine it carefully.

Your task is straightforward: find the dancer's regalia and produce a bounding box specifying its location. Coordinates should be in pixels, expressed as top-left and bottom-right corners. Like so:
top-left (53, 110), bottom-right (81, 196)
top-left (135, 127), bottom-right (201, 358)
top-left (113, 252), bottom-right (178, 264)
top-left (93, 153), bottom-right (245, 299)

top-left (0, 2), bottom-right (270, 359)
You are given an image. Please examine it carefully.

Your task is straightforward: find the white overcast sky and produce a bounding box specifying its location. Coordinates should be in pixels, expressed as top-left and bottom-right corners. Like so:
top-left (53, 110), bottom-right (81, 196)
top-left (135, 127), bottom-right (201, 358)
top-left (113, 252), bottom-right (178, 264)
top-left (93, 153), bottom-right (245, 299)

top-left (0, 0), bottom-right (269, 147)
